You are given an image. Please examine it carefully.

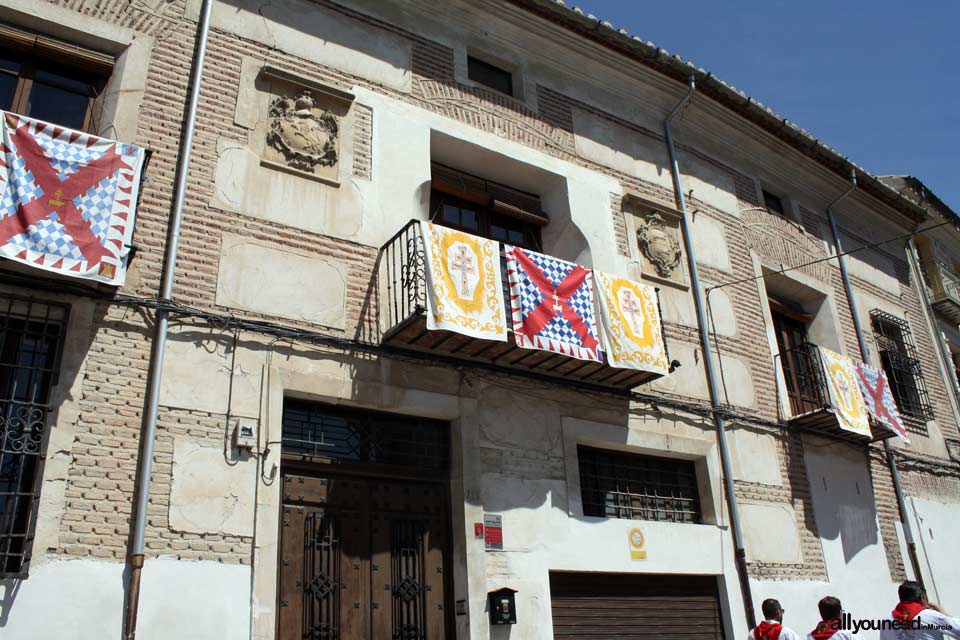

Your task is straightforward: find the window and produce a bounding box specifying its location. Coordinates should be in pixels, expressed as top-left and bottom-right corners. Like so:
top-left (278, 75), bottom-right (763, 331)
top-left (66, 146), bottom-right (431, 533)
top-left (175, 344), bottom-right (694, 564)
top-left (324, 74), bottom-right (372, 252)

top-left (429, 163), bottom-right (544, 251)
top-left (281, 399), bottom-right (449, 474)
top-left (0, 26), bottom-right (113, 132)
top-left (769, 300), bottom-right (823, 416)
top-left (762, 189), bottom-right (785, 216)
top-left (578, 446), bottom-right (701, 523)
top-left (870, 309), bottom-right (933, 422)
top-left (467, 55), bottom-right (513, 96)
top-left (0, 295), bottom-right (68, 577)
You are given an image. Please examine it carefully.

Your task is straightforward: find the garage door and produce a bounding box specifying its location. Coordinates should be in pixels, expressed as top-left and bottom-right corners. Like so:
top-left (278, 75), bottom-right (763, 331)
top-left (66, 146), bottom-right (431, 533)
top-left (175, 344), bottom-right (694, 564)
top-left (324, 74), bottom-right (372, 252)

top-left (550, 572), bottom-right (724, 639)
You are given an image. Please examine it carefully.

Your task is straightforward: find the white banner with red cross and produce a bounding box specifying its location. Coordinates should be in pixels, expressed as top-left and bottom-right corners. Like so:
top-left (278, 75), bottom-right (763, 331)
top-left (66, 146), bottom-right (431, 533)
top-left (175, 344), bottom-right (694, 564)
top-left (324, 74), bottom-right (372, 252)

top-left (505, 245), bottom-right (602, 362)
top-left (0, 112), bottom-right (146, 285)
top-left (856, 362), bottom-right (910, 443)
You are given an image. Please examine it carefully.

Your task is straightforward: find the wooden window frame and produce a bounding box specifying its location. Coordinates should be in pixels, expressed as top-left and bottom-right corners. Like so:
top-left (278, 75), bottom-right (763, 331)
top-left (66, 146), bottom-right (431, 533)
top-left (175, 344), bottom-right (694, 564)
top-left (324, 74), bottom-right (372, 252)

top-left (429, 164), bottom-right (546, 251)
top-left (0, 25), bottom-right (113, 134)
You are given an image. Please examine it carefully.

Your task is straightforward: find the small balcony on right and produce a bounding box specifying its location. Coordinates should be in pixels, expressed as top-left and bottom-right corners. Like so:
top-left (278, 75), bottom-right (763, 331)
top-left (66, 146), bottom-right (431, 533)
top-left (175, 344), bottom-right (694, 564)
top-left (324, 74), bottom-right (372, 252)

top-left (924, 260), bottom-right (960, 324)
top-left (777, 342), bottom-right (899, 443)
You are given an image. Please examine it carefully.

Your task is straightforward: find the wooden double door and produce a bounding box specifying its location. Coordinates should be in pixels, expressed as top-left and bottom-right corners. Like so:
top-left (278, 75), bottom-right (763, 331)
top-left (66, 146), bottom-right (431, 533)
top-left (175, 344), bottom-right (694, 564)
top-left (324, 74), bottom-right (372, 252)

top-left (278, 472), bottom-right (450, 640)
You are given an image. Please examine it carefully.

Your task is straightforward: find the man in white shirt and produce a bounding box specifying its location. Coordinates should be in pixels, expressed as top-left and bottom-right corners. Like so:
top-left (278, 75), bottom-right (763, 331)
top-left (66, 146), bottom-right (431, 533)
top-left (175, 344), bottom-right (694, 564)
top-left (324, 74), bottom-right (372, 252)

top-left (808, 596), bottom-right (856, 640)
top-left (880, 581), bottom-right (960, 640)
top-left (748, 598), bottom-right (802, 640)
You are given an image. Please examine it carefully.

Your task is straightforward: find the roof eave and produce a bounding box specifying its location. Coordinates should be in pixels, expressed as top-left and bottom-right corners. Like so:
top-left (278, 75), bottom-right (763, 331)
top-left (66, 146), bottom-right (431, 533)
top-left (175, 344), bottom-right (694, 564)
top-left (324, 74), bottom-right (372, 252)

top-left (508, 0), bottom-right (930, 224)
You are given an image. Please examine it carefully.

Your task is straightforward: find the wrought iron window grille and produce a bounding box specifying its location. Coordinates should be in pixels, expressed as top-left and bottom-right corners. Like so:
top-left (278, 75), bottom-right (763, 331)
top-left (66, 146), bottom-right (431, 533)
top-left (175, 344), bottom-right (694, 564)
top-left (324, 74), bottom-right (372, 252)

top-left (281, 400), bottom-right (449, 474)
top-left (0, 294), bottom-right (69, 578)
top-left (578, 445), bottom-right (702, 524)
top-left (870, 309), bottom-right (933, 423)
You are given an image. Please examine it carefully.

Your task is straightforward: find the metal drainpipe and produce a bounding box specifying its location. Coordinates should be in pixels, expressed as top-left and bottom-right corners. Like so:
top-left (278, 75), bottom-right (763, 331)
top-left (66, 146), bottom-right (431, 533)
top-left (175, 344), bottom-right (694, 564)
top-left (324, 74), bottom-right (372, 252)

top-left (825, 173), bottom-right (925, 587)
top-left (664, 76), bottom-right (756, 629)
top-left (123, 0), bottom-right (213, 637)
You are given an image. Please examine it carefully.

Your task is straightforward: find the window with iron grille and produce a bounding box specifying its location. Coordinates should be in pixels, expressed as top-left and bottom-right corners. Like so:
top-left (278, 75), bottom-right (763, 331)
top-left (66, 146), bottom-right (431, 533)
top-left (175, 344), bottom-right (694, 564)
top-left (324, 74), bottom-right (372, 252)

top-left (870, 309), bottom-right (933, 422)
top-left (0, 295), bottom-right (68, 577)
top-left (281, 399), bottom-right (449, 474)
top-left (578, 446), bottom-right (701, 523)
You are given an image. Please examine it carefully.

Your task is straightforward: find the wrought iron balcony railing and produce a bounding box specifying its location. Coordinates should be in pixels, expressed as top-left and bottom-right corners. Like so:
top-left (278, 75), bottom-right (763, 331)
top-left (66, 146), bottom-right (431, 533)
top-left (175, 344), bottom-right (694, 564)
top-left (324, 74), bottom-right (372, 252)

top-left (377, 220), bottom-right (669, 389)
top-left (776, 341), bottom-right (896, 442)
top-left (922, 260), bottom-right (960, 323)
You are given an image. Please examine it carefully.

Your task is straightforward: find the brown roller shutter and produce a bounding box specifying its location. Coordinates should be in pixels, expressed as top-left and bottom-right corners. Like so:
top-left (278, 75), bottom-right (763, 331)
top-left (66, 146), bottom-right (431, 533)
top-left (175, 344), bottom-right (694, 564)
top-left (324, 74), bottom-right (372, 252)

top-left (550, 572), bottom-right (724, 639)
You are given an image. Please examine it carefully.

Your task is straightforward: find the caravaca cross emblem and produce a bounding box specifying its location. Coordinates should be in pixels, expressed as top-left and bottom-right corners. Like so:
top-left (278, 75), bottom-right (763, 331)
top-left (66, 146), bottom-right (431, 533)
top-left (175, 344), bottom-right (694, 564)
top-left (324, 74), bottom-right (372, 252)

top-left (0, 117), bottom-right (122, 267)
top-left (450, 244), bottom-right (476, 298)
top-left (619, 289), bottom-right (645, 335)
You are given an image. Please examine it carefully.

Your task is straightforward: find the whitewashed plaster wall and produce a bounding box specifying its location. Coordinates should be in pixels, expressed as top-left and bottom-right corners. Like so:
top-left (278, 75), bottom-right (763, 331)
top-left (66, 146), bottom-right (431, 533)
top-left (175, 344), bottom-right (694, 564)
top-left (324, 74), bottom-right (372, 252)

top-left (907, 497), bottom-right (960, 609)
top-left (0, 557), bottom-right (250, 640)
top-left (745, 438), bottom-right (903, 640)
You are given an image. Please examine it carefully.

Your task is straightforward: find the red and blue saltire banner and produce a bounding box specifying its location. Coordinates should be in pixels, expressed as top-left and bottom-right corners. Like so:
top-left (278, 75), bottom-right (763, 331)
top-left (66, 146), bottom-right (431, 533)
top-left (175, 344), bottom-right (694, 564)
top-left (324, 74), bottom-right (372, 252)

top-left (505, 244), bottom-right (602, 362)
top-left (855, 362), bottom-right (910, 443)
top-left (0, 112), bottom-right (146, 285)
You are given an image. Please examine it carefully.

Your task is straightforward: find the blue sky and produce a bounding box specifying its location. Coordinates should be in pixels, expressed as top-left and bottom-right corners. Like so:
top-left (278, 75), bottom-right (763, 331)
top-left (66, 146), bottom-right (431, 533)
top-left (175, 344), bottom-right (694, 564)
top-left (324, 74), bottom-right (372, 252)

top-left (570, 1), bottom-right (959, 210)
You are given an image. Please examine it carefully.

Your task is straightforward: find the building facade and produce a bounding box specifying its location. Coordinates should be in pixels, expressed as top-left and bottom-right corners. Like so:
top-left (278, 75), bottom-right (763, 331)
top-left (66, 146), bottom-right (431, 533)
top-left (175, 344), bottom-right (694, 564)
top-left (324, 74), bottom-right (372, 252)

top-left (0, 0), bottom-right (959, 639)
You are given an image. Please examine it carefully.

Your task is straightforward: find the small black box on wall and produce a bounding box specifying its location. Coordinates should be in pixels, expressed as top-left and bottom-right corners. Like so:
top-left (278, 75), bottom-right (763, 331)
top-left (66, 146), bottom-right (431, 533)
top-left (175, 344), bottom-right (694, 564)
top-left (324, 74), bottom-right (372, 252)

top-left (488, 587), bottom-right (518, 625)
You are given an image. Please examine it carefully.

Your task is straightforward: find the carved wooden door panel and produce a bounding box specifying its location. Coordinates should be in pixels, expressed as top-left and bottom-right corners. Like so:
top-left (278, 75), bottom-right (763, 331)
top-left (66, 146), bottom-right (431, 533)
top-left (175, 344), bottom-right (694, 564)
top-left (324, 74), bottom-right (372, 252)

top-left (279, 474), bottom-right (449, 640)
top-left (278, 474), bottom-right (370, 640)
top-left (369, 481), bottom-right (448, 640)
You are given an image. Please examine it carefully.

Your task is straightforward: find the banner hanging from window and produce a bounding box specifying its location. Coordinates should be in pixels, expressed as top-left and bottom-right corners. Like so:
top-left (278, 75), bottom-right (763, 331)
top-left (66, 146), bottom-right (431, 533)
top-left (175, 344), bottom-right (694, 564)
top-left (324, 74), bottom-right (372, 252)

top-left (421, 221), bottom-right (507, 341)
top-left (819, 346), bottom-right (871, 437)
top-left (593, 271), bottom-right (669, 375)
top-left (855, 362), bottom-right (910, 443)
top-left (0, 112), bottom-right (146, 285)
top-left (505, 245), bottom-right (601, 362)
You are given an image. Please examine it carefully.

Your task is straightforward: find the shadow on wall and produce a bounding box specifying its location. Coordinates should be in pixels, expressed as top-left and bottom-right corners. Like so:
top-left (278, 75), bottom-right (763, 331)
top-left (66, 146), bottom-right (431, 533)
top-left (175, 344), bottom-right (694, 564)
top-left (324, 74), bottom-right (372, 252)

top-left (805, 441), bottom-right (879, 565)
top-left (0, 293), bottom-right (125, 629)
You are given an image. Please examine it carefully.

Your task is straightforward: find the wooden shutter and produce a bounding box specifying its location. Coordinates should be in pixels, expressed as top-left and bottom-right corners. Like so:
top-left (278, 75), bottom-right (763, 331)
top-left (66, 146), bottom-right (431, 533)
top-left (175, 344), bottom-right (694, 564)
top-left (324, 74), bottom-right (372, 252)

top-left (0, 24), bottom-right (114, 75)
top-left (549, 572), bottom-right (724, 639)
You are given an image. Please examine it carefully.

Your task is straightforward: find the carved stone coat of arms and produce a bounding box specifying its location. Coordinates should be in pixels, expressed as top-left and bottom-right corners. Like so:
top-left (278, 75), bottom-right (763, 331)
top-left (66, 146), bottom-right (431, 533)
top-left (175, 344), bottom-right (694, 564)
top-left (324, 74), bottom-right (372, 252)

top-left (637, 213), bottom-right (681, 278)
top-left (266, 91), bottom-right (339, 173)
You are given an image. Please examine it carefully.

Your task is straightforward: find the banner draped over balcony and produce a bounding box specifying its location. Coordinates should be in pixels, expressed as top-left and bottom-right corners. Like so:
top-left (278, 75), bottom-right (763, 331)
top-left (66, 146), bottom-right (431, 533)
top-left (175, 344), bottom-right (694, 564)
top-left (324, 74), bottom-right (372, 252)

top-left (505, 245), bottom-right (601, 362)
top-left (593, 271), bottom-right (669, 374)
top-left (855, 362), bottom-right (910, 443)
top-left (421, 222), bottom-right (507, 341)
top-left (819, 346), bottom-right (871, 437)
top-left (0, 112), bottom-right (146, 285)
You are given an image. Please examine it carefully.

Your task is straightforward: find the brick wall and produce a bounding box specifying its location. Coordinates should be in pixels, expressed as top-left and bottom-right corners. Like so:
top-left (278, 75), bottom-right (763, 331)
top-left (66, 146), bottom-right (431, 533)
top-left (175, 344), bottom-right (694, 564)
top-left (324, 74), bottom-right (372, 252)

top-left (20, 0), bottom-right (959, 582)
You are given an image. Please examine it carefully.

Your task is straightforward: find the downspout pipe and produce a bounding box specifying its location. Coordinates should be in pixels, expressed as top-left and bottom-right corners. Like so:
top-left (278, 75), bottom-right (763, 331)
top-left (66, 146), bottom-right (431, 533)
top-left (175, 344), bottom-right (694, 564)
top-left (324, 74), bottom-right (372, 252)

top-left (664, 76), bottom-right (757, 630)
top-left (123, 0), bottom-right (213, 637)
top-left (825, 172), bottom-right (925, 587)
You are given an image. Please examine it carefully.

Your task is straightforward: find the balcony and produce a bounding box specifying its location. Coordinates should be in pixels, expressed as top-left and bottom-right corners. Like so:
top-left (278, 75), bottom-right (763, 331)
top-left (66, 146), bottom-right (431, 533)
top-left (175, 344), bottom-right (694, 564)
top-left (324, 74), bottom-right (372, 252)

top-left (377, 221), bottom-right (669, 390)
top-left (924, 261), bottom-right (960, 324)
top-left (778, 342), bottom-right (896, 443)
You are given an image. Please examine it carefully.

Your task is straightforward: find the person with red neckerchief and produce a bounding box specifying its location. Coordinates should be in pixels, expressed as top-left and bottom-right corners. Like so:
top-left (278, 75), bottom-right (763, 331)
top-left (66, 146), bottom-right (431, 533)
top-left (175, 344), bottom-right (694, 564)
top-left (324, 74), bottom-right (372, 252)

top-left (880, 581), bottom-right (960, 640)
top-left (808, 596), bottom-right (856, 640)
top-left (748, 598), bottom-right (802, 640)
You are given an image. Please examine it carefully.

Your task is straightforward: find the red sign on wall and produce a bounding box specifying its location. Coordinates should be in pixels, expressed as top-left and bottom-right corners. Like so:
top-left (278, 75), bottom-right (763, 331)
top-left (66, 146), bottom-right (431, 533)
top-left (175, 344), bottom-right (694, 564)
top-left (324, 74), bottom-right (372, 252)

top-left (484, 514), bottom-right (503, 551)
top-left (474, 523), bottom-right (484, 539)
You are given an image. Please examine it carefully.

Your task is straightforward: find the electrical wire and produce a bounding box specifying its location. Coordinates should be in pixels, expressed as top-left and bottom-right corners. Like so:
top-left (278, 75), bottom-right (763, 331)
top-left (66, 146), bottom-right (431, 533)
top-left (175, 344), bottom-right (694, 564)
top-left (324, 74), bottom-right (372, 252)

top-left (705, 218), bottom-right (955, 293)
